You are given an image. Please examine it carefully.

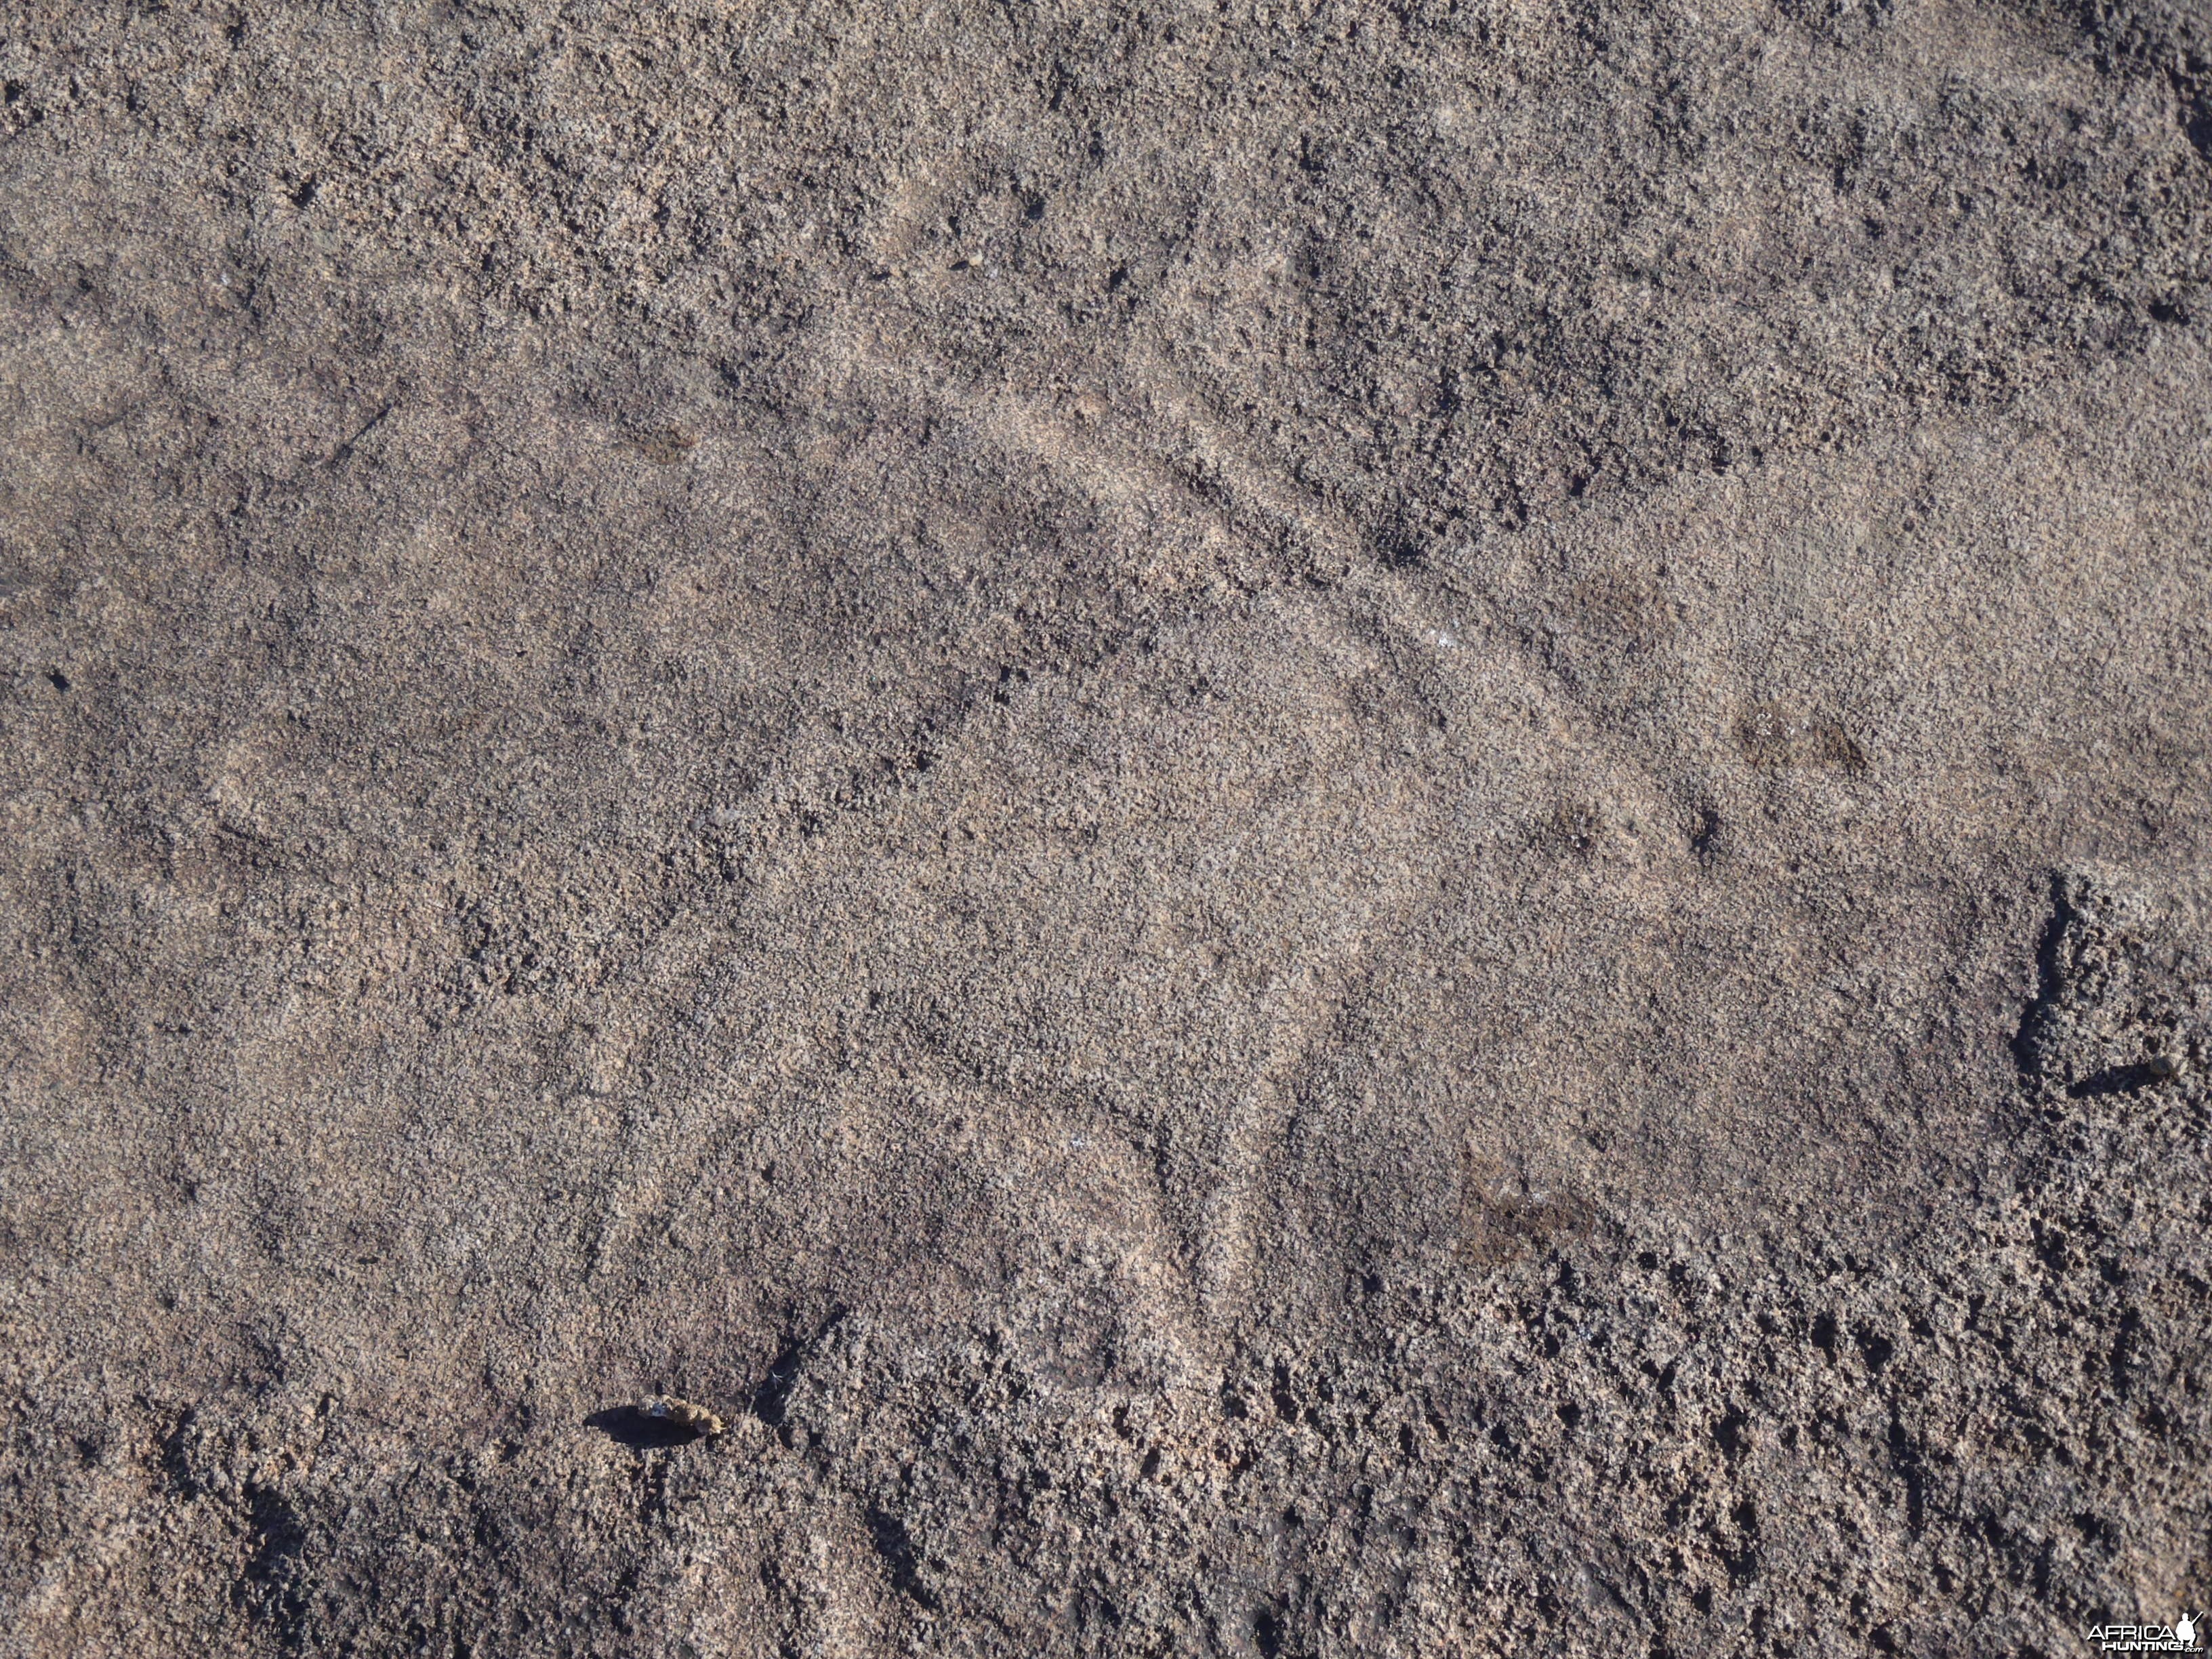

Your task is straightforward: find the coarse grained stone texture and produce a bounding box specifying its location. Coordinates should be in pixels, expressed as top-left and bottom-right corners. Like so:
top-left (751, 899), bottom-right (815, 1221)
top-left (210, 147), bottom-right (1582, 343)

top-left (1, 0), bottom-right (2209, 1654)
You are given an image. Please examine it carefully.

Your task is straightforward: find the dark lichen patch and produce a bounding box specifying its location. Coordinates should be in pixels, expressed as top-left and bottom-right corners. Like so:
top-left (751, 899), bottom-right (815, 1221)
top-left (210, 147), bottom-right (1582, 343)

top-left (1734, 701), bottom-right (1870, 773)
top-left (1571, 565), bottom-right (1677, 651)
top-left (1534, 802), bottom-right (1607, 861)
top-left (626, 426), bottom-right (698, 465)
top-left (1458, 1154), bottom-right (1594, 1269)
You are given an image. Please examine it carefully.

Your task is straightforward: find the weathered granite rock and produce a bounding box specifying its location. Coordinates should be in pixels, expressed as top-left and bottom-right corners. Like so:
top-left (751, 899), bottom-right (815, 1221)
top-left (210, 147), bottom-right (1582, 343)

top-left (2, 1), bottom-right (2208, 1652)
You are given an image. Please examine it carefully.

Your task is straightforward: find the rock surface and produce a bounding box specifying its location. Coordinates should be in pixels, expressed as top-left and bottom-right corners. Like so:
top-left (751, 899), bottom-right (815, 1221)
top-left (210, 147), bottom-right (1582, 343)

top-left (2, 1), bottom-right (2209, 1653)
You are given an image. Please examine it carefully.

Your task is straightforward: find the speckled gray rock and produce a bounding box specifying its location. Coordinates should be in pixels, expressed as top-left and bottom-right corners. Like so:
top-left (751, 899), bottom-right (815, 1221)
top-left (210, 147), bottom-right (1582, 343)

top-left (1, 1), bottom-right (2209, 1654)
